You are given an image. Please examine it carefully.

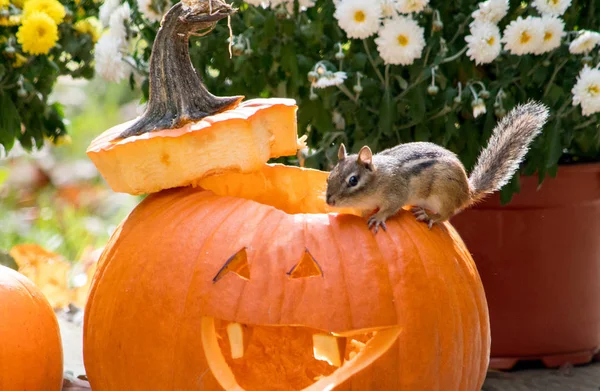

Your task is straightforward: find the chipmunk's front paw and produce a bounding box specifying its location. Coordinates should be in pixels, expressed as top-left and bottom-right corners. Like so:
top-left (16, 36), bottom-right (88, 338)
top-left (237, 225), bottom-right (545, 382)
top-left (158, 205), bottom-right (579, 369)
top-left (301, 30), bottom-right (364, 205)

top-left (367, 214), bottom-right (387, 234)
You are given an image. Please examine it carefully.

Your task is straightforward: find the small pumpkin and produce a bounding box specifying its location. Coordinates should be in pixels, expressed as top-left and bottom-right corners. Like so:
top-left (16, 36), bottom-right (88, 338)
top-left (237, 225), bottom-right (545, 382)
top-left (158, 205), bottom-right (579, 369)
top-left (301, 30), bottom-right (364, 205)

top-left (0, 265), bottom-right (63, 391)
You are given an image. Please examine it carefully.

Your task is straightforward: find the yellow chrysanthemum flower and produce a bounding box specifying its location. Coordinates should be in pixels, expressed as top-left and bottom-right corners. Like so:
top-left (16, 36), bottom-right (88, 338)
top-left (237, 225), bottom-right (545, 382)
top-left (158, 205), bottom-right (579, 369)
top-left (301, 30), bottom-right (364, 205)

top-left (17, 12), bottom-right (59, 55)
top-left (23, 0), bottom-right (65, 24)
top-left (0, 0), bottom-right (9, 9)
top-left (74, 16), bottom-right (102, 43)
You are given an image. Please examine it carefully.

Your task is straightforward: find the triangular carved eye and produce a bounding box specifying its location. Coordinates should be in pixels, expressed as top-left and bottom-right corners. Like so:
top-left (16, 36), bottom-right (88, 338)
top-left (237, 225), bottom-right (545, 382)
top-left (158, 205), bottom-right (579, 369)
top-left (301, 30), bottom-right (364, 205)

top-left (287, 249), bottom-right (323, 279)
top-left (213, 248), bottom-right (250, 283)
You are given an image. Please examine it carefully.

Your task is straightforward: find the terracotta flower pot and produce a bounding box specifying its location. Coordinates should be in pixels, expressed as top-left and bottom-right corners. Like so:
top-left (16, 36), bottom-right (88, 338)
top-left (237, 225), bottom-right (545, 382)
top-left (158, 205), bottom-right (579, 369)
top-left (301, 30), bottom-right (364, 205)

top-left (451, 162), bottom-right (600, 370)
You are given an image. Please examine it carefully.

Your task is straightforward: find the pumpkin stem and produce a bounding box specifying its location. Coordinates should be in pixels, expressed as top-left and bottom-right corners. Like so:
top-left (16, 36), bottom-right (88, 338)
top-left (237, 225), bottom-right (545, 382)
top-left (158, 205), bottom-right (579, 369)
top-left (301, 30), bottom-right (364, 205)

top-left (117, 0), bottom-right (244, 139)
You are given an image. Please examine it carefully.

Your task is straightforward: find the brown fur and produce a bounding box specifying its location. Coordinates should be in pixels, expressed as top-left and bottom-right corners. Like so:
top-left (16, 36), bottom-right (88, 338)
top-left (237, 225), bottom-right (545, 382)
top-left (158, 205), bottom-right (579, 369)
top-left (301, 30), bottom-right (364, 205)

top-left (326, 101), bottom-right (549, 230)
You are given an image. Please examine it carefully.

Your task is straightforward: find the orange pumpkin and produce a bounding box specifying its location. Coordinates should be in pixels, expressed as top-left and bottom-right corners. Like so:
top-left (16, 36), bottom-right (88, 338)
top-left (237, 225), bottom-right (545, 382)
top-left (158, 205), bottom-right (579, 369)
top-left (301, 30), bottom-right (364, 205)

top-left (0, 265), bottom-right (63, 391)
top-left (83, 165), bottom-right (490, 391)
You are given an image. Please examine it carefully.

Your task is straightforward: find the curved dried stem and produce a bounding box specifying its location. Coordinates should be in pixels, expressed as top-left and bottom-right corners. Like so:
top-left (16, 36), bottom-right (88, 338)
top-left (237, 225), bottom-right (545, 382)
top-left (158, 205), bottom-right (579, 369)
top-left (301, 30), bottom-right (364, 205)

top-left (118, 0), bottom-right (244, 139)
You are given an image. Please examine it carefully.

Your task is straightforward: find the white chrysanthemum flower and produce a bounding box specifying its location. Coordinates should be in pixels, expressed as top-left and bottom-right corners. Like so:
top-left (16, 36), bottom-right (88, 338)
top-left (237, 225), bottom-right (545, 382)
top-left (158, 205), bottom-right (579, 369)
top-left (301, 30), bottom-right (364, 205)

top-left (396, 0), bottom-right (429, 14)
top-left (465, 21), bottom-right (502, 64)
top-left (99, 0), bottom-right (121, 27)
top-left (245, 0), bottom-right (269, 6)
top-left (471, 0), bottom-right (509, 24)
top-left (532, 0), bottom-right (571, 16)
top-left (334, 0), bottom-right (382, 39)
top-left (380, 0), bottom-right (398, 17)
top-left (502, 16), bottom-right (544, 55)
top-left (137, 0), bottom-right (166, 22)
top-left (572, 66), bottom-right (600, 116)
top-left (298, 0), bottom-right (316, 8)
top-left (108, 3), bottom-right (130, 42)
top-left (94, 32), bottom-right (129, 83)
top-left (534, 15), bottom-right (565, 54)
top-left (280, 0), bottom-right (315, 12)
top-left (313, 72), bottom-right (347, 88)
top-left (569, 30), bottom-right (600, 54)
top-left (375, 16), bottom-right (425, 65)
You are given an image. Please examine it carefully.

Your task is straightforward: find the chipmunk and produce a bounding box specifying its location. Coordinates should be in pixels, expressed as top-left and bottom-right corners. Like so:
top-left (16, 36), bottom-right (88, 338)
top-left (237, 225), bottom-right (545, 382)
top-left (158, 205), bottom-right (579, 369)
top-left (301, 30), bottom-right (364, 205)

top-left (325, 101), bottom-right (549, 233)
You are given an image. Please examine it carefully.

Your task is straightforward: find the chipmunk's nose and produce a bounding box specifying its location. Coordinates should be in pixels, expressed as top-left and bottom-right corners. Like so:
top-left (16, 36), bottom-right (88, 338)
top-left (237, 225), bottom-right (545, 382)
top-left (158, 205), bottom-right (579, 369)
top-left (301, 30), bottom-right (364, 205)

top-left (326, 194), bottom-right (335, 206)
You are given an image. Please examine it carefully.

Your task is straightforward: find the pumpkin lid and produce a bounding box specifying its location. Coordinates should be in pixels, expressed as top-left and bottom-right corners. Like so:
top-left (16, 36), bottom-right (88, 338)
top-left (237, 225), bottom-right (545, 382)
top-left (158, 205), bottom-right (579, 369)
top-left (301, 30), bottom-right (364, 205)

top-left (86, 0), bottom-right (302, 195)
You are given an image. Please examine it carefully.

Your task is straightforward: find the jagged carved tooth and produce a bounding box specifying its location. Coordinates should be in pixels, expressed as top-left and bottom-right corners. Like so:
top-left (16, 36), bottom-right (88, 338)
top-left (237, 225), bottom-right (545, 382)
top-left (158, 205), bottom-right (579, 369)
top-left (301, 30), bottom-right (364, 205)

top-left (227, 322), bottom-right (244, 359)
top-left (312, 333), bottom-right (347, 367)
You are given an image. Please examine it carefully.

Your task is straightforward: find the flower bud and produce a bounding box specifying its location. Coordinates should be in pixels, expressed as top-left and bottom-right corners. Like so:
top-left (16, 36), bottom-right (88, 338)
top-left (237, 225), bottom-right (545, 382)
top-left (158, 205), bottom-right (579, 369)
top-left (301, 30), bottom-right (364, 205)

top-left (427, 85), bottom-right (439, 95)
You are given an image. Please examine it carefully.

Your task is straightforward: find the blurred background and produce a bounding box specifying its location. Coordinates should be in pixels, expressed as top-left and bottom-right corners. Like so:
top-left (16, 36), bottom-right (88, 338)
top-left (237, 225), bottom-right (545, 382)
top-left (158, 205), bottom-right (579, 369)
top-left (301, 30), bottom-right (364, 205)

top-left (0, 76), bottom-right (140, 264)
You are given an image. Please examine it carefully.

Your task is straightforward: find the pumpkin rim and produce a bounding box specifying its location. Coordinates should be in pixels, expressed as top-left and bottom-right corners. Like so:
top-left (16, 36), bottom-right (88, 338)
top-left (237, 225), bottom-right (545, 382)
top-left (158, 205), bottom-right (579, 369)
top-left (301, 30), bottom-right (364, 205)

top-left (194, 163), bottom-right (362, 216)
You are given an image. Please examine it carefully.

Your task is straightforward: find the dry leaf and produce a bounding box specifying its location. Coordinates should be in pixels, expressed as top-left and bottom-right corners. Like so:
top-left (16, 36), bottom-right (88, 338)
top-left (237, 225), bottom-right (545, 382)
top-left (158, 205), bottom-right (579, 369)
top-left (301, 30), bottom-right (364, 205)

top-left (10, 244), bottom-right (71, 309)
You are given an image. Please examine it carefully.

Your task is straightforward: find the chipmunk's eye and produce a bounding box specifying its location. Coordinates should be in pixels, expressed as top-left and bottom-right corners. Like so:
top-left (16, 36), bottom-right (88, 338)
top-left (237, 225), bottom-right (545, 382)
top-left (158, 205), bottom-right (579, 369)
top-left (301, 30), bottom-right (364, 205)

top-left (348, 176), bottom-right (359, 187)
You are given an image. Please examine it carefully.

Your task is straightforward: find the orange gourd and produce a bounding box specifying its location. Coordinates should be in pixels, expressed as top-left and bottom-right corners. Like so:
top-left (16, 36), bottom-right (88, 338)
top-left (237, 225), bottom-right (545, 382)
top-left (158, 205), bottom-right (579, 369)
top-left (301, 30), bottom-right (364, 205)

top-left (83, 1), bottom-right (491, 390)
top-left (0, 265), bottom-right (63, 391)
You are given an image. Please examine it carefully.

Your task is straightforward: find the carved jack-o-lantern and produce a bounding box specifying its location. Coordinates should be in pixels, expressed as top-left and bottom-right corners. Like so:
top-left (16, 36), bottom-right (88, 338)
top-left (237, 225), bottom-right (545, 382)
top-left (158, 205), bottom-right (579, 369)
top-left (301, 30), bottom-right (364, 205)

top-left (83, 2), bottom-right (490, 390)
top-left (83, 166), bottom-right (490, 391)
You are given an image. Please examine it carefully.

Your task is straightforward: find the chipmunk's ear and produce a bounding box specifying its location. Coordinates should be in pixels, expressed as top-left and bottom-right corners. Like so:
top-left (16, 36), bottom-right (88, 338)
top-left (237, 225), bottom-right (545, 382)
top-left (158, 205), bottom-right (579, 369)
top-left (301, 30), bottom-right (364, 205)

top-left (358, 146), bottom-right (373, 169)
top-left (337, 143), bottom-right (347, 161)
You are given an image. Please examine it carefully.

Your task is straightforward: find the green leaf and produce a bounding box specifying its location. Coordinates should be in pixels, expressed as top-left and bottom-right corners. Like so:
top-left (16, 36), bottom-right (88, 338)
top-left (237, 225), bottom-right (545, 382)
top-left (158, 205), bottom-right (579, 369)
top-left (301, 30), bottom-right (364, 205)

top-left (0, 92), bottom-right (21, 153)
top-left (500, 174), bottom-right (520, 205)
top-left (443, 113), bottom-right (458, 145)
top-left (262, 13), bottom-right (277, 41)
top-left (280, 43), bottom-right (299, 96)
top-left (546, 84), bottom-right (564, 106)
top-left (545, 118), bottom-right (562, 168)
top-left (378, 88), bottom-right (396, 137)
top-left (408, 87), bottom-right (426, 122)
top-left (414, 124), bottom-right (431, 141)
top-left (350, 52), bottom-right (367, 70)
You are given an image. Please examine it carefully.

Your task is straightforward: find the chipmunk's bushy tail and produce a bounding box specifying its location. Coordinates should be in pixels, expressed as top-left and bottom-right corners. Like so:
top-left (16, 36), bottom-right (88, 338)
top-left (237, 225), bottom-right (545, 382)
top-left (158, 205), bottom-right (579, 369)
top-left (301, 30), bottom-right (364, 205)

top-left (468, 101), bottom-right (549, 203)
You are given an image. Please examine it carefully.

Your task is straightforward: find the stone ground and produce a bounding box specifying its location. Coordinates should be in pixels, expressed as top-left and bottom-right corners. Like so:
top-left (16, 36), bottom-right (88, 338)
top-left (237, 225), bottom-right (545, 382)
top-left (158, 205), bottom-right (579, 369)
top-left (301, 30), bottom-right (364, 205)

top-left (59, 311), bottom-right (600, 390)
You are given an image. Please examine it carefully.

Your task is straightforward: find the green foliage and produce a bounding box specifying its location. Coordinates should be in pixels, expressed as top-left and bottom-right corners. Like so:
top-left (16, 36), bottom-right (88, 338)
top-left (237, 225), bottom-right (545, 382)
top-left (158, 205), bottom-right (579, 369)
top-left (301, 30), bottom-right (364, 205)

top-left (0, 0), bottom-right (100, 154)
top-left (0, 186), bottom-right (135, 261)
top-left (126, 0), bottom-right (600, 201)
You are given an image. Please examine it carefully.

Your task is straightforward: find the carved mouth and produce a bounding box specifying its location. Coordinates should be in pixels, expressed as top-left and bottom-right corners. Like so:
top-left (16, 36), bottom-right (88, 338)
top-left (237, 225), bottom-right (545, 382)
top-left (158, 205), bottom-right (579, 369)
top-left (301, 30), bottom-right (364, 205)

top-left (200, 317), bottom-right (402, 391)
